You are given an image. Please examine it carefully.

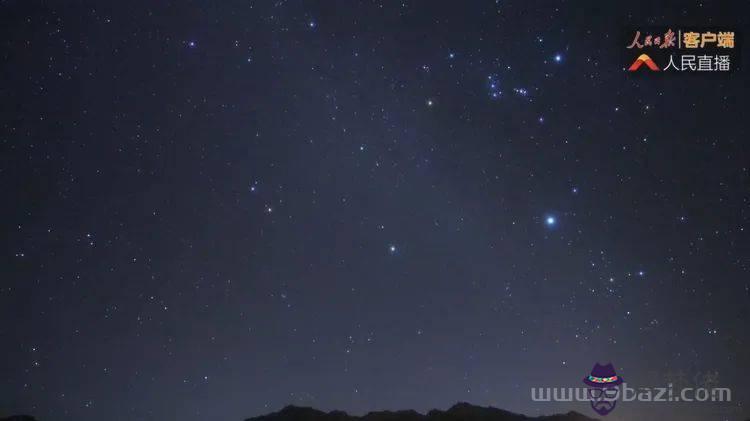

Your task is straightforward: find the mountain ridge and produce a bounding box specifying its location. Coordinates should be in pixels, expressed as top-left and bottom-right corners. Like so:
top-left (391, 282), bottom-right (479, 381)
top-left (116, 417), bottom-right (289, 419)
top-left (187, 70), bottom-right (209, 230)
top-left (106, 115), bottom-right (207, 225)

top-left (244, 402), bottom-right (599, 421)
top-left (0, 403), bottom-right (597, 421)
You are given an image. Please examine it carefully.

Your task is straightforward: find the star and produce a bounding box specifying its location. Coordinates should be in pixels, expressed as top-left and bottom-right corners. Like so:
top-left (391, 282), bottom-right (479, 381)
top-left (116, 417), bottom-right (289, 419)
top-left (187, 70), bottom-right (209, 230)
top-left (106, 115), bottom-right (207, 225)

top-left (187, 40), bottom-right (197, 48)
top-left (388, 245), bottom-right (397, 254)
top-left (487, 74), bottom-right (502, 99)
top-left (553, 53), bottom-right (563, 63)
top-left (545, 216), bottom-right (556, 226)
top-left (426, 99), bottom-right (434, 107)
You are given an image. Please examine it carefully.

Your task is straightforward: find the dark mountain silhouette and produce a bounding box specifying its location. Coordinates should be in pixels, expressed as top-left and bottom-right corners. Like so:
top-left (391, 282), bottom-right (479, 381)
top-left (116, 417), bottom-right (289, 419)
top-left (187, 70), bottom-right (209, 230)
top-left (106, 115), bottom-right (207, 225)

top-left (1, 404), bottom-right (597, 421)
top-left (245, 403), bottom-right (598, 421)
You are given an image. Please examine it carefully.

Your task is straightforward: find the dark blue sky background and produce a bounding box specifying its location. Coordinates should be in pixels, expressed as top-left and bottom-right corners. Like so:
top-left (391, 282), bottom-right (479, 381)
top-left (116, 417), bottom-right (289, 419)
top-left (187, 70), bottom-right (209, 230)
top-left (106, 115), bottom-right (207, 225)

top-left (1, 1), bottom-right (748, 420)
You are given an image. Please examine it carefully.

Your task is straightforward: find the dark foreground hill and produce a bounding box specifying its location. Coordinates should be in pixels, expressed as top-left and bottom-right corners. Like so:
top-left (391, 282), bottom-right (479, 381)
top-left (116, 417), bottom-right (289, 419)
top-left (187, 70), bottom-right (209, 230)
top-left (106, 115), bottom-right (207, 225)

top-left (245, 402), bottom-right (597, 421)
top-left (0, 404), bottom-right (597, 421)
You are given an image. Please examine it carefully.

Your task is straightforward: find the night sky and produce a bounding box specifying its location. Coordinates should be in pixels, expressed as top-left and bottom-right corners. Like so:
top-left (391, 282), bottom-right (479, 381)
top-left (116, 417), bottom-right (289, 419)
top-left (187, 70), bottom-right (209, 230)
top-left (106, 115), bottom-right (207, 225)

top-left (1, 1), bottom-right (749, 420)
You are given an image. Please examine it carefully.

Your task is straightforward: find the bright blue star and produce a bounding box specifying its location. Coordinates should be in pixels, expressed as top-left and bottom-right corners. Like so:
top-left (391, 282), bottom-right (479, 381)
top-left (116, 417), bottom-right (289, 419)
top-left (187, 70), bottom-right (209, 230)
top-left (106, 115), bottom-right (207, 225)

top-left (545, 216), bottom-right (556, 226)
top-left (487, 74), bottom-right (502, 99)
top-left (553, 53), bottom-right (563, 63)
